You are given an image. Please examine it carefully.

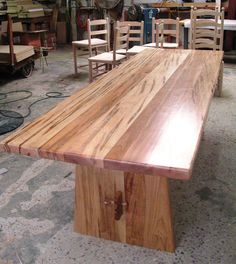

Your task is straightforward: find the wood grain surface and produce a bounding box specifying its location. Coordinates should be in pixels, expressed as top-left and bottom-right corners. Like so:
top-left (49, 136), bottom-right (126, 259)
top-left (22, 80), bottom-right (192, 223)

top-left (75, 165), bottom-right (175, 252)
top-left (0, 49), bottom-right (223, 180)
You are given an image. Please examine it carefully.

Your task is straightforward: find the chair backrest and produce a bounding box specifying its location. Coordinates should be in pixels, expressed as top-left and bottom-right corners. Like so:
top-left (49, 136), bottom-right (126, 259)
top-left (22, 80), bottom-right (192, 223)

top-left (190, 7), bottom-right (224, 51)
top-left (87, 17), bottom-right (110, 52)
top-left (116, 20), bottom-right (144, 45)
top-left (113, 25), bottom-right (130, 62)
top-left (155, 21), bottom-right (164, 48)
top-left (152, 17), bottom-right (180, 46)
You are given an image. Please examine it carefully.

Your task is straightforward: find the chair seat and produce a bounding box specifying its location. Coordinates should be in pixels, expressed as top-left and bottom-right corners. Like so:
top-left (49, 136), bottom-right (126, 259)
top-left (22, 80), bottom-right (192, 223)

top-left (88, 52), bottom-right (126, 63)
top-left (72, 38), bottom-right (107, 47)
top-left (143, 42), bottom-right (179, 48)
top-left (116, 48), bottom-right (127, 55)
top-left (143, 43), bottom-right (156, 47)
top-left (127, 46), bottom-right (149, 55)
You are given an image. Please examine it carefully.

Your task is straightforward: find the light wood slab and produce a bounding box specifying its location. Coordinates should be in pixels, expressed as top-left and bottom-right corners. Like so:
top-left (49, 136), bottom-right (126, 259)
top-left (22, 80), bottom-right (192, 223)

top-left (0, 45), bottom-right (34, 63)
top-left (75, 165), bottom-right (175, 252)
top-left (0, 49), bottom-right (223, 180)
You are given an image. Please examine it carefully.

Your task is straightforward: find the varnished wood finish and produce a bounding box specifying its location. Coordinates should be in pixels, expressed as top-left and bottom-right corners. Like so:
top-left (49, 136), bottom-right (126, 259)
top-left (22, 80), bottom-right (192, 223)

top-left (125, 172), bottom-right (175, 251)
top-left (75, 165), bottom-right (174, 252)
top-left (88, 26), bottom-right (129, 82)
top-left (75, 165), bottom-right (126, 243)
top-left (0, 49), bottom-right (223, 180)
top-left (72, 18), bottom-right (110, 74)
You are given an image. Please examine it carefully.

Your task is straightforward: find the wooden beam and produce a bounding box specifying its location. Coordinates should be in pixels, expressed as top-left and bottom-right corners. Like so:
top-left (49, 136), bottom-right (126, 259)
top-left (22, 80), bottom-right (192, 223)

top-left (152, 3), bottom-right (216, 8)
top-left (74, 165), bottom-right (175, 252)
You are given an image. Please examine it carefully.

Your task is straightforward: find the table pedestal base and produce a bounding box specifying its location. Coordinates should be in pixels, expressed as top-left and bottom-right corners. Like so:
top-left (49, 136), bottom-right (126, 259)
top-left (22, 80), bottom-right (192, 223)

top-left (74, 165), bottom-right (175, 252)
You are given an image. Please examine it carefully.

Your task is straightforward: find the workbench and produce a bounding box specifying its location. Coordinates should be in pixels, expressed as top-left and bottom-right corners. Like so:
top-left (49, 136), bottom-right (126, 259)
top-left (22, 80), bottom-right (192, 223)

top-left (0, 48), bottom-right (223, 252)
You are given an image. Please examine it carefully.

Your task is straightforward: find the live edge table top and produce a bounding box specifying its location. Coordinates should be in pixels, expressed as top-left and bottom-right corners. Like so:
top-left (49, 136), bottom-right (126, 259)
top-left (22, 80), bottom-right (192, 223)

top-left (0, 49), bottom-right (223, 180)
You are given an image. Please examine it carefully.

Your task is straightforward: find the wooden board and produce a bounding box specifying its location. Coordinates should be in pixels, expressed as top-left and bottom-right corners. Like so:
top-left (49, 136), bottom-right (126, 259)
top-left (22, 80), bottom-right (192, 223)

top-left (0, 49), bottom-right (223, 180)
top-left (0, 45), bottom-right (34, 63)
top-left (152, 3), bottom-right (216, 8)
top-left (75, 165), bottom-right (175, 252)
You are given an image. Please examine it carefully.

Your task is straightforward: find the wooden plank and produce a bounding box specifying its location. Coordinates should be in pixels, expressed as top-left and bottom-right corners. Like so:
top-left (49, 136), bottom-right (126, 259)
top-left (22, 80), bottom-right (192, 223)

top-left (74, 165), bottom-right (174, 251)
top-left (152, 3), bottom-right (216, 8)
top-left (125, 172), bottom-right (175, 252)
top-left (89, 19), bottom-right (107, 26)
top-left (75, 165), bottom-right (126, 242)
top-left (0, 45), bottom-right (34, 63)
top-left (0, 49), bottom-right (167, 154)
top-left (0, 49), bottom-right (223, 180)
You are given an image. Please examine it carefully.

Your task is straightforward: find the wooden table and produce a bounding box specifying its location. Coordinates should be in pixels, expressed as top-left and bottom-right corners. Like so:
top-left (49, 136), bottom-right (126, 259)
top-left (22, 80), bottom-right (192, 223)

top-left (0, 49), bottom-right (223, 252)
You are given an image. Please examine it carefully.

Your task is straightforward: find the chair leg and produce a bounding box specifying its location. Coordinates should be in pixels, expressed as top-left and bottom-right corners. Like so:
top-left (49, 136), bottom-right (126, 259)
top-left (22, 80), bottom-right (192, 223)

top-left (95, 48), bottom-right (99, 74)
top-left (39, 48), bottom-right (45, 73)
top-left (45, 55), bottom-right (48, 66)
top-left (73, 44), bottom-right (78, 75)
top-left (89, 61), bottom-right (93, 83)
top-left (40, 52), bottom-right (42, 68)
top-left (42, 55), bottom-right (45, 73)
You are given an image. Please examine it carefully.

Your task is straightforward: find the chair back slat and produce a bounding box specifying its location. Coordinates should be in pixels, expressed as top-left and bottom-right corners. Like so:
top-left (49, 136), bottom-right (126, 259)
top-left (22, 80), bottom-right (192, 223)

top-left (89, 19), bottom-right (107, 26)
top-left (88, 18), bottom-right (110, 55)
top-left (152, 18), bottom-right (180, 47)
top-left (114, 25), bottom-right (129, 61)
top-left (190, 7), bottom-right (224, 51)
top-left (117, 21), bottom-right (143, 45)
top-left (90, 30), bottom-right (108, 36)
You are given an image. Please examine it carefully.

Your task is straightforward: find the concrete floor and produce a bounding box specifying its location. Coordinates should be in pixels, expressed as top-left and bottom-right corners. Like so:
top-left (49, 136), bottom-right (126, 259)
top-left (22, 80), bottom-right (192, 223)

top-left (0, 46), bottom-right (235, 264)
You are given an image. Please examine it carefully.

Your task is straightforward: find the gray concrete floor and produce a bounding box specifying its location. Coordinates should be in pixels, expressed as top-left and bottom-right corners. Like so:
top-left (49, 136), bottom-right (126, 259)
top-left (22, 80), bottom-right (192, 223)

top-left (0, 46), bottom-right (236, 264)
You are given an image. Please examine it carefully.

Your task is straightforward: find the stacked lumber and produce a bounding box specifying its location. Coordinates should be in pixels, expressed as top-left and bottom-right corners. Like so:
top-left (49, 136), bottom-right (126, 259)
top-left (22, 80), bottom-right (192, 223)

top-left (18, 3), bottom-right (44, 18)
top-left (0, 45), bottom-right (34, 63)
top-left (6, 0), bottom-right (21, 17)
top-left (0, 0), bottom-right (7, 16)
top-left (5, 0), bottom-right (44, 18)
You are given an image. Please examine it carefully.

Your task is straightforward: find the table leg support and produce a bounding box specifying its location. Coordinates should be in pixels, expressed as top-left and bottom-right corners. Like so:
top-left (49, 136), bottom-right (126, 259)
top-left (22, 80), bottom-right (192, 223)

top-left (214, 60), bottom-right (224, 97)
top-left (73, 44), bottom-right (78, 75)
top-left (74, 165), bottom-right (175, 252)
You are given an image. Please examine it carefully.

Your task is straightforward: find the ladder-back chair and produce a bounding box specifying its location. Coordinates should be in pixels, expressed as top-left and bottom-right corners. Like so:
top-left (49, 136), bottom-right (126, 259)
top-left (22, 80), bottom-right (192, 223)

top-left (72, 18), bottom-right (110, 74)
top-left (88, 25), bottom-right (129, 83)
top-left (117, 20), bottom-right (144, 48)
top-left (190, 7), bottom-right (225, 97)
top-left (190, 7), bottom-right (224, 51)
top-left (144, 17), bottom-right (180, 49)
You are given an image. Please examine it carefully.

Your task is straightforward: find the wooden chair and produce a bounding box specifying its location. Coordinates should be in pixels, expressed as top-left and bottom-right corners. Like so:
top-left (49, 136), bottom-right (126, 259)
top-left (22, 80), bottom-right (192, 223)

top-left (144, 17), bottom-right (180, 49)
top-left (72, 18), bottom-right (110, 74)
top-left (116, 21), bottom-right (144, 54)
top-left (88, 26), bottom-right (129, 83)
top-left (190, 7), bottom-right (224, 51)
top-left (190, 7), bottom-right (225, 97)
